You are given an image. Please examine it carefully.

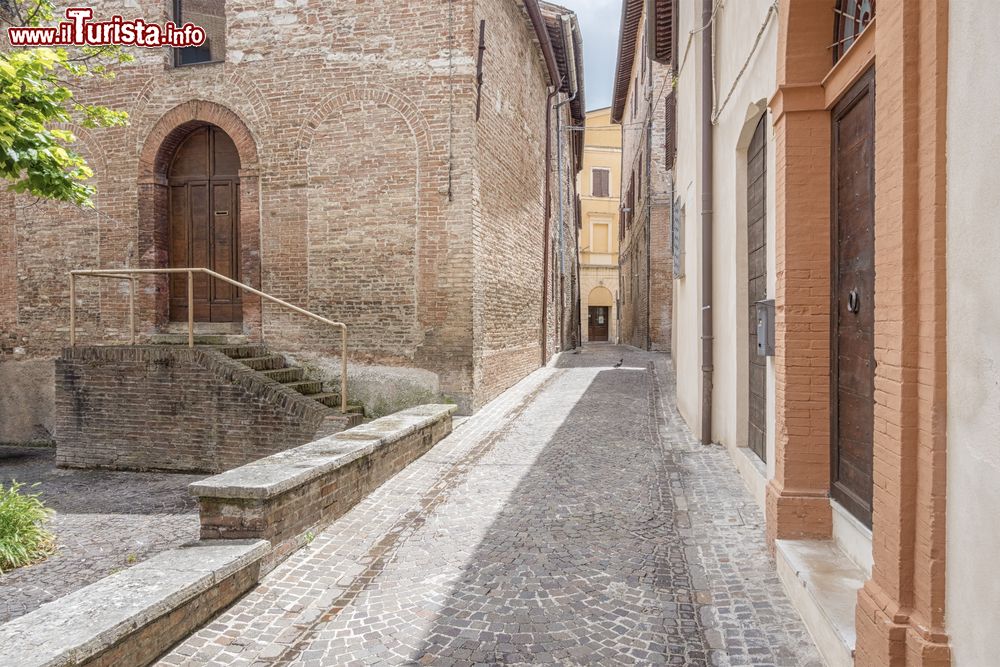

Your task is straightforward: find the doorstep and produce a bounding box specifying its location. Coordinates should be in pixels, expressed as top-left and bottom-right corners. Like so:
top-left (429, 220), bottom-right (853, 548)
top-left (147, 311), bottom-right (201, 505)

top-left (775, 538), bottom-right (867, 667)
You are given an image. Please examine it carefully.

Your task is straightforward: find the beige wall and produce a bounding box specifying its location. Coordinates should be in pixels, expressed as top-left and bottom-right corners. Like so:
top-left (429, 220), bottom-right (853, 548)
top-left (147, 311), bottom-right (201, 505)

top-left (946, 2), bottom-right (1000, 663)
top-left (671, 0), bottom-right (777, 462)
top-left (579, 107), bottom-right (621, 342)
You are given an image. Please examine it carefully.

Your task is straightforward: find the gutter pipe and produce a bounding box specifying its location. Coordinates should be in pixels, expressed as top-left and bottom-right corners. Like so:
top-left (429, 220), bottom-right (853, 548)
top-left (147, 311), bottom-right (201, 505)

top-left (700, 0), bottom-right (715, 444)
top-left (554, 14), bottom-right (579, 351)
top-left (524, 0), bottom-right (561, 365)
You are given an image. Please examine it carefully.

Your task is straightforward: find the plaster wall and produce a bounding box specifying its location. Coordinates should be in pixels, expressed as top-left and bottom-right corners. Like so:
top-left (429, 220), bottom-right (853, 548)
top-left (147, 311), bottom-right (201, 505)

top-left (672, 0), bottom-right (776, 453)
top-left (945, 3), bottom-right (1000, 663)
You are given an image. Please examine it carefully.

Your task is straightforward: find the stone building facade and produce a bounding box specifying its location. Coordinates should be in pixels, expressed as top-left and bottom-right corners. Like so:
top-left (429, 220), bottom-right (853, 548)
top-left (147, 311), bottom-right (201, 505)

top-left (577, 107), bottom-right (620, 344)
top-left (611, 0), bottom-right (673, 352)
top-left (651, 0), bottom-right (1000, 664)
top-left (0, 0), bottom-right (584, 436)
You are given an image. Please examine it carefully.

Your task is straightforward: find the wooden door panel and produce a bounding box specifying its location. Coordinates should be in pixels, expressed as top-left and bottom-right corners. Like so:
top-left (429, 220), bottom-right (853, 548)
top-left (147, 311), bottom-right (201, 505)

top-left (169, 185), bottom-right (189, 320)
top-left (588, 307), bottom-right (609, 342)
top-left (747, 115), bottom-right (768, 463)
top-left (831, 67), bottom-right (876, 527)
top-left (167, 126), bottom-right (241, 323)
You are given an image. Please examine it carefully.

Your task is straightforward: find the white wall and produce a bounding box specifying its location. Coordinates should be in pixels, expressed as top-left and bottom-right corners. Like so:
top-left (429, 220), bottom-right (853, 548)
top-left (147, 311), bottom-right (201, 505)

top-left (672, 0), bottom-right (777, 461)
top-left (672, 0), bottom-right (704, 435)
top-left (946, 3), bottom-right (1000, 665)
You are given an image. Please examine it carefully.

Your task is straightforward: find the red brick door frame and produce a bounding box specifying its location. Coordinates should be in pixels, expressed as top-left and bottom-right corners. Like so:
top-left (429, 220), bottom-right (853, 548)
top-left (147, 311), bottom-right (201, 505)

top-left (770, 1), bottom-right (951, 665)
top-left (137, 100), bottom-right (262, 337)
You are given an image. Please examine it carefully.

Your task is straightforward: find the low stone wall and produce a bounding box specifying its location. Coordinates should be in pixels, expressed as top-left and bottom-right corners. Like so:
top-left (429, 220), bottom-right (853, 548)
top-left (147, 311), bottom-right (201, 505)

top-left (191, 404), bottom-right (456, 566)
top-left (55, 346), bottom-right (337, 473)
top-left (0, 358), bottom-right (56, 444)
top-left (0, 540), bottom-right (268, 667)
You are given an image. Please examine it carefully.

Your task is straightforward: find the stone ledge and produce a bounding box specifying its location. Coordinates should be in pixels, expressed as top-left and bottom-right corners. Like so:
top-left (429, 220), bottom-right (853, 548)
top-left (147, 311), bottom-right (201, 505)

top-left (190, 404), bottom-right (457, 500)
top-left (775, 538), bottom-right (866, 667)
top-left (192, 404), bottom-right (456, 567)
top-left (0, 539), bottom-right (268, 667)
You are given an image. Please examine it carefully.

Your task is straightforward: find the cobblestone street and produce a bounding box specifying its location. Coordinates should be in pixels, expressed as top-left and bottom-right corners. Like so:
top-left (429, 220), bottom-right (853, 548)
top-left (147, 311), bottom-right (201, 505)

top-left (159, 345), bottom-right (821, 666)
top-left (0, 448), bottom-right (200, 624)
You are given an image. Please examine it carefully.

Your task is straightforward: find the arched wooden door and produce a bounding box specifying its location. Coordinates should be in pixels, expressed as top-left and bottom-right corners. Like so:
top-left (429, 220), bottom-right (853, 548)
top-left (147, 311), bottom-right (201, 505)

top-left (747, 115), bottom-right (768, 462)
top-left (167, 125), bottom-right (242, 323)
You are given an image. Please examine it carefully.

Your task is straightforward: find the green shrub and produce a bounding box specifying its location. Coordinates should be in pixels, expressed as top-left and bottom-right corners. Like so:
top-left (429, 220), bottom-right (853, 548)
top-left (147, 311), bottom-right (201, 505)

top-left (0, 481), bottom-right (55, 574)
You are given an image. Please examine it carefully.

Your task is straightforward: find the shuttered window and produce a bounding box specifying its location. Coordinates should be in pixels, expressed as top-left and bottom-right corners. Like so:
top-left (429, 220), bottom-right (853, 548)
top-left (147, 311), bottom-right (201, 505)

top-left (665, 91), bottom-right (676, 166)
top-left (592, 168), bottom-right (610, 198)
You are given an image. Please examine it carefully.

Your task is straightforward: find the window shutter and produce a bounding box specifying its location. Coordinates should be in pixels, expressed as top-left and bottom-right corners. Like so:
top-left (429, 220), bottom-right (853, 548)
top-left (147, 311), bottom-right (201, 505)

top-left (665, 91), bottom-right (676, 167)
top-left (593, 169), bottom-right (610, 198)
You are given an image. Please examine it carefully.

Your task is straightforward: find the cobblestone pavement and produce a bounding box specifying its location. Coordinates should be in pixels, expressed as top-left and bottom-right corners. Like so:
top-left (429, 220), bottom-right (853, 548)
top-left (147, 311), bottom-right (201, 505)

top-left (159, 346), bottom-right (821, 666)
top-left (0, 448), bottom-right (201, 623)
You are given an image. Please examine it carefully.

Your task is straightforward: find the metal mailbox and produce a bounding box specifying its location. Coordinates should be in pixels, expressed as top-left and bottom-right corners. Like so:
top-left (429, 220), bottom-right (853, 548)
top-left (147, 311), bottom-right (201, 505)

top-left (755, 299), bottom-right (775, 357)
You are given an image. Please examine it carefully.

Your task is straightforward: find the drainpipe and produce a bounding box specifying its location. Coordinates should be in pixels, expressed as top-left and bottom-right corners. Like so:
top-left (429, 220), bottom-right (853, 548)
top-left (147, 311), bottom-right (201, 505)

top-left (645, 66), bottom-right (653, 350)
top-left (524, 0), bottom-right (561, 366)
top-left (542, 88), bottom-right (557, 365)
top-left (700, 0), bottom-right (715, 445)
top-left (554, 14), bottom-right (579, 353)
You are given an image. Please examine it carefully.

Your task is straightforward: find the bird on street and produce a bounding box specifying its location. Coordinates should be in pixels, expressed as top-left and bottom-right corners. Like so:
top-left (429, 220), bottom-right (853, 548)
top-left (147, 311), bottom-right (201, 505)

top-left (613, 358), bottom-right (624, 369)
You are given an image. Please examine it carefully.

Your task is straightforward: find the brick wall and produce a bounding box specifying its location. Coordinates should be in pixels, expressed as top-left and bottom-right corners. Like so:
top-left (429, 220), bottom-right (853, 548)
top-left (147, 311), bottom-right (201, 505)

top-left (617, 20), bottom-right (673, 352)
top-left (55, 346), bottom-right (336, 473)
top-left (1, 0), bottom-right (576, 415)
top-left (470, 0), bottom-right (579, 408)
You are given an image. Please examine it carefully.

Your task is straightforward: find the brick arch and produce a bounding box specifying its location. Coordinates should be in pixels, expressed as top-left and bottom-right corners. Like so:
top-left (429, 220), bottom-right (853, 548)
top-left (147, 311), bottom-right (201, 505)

top-left (127, 69), bottom-right (272, 162)
top-left (295, 87), bottom-right (432, 165)
top-left (136, 100), bottom-right (263, 337)
top-left (138, 100), bottom-right (259, 180)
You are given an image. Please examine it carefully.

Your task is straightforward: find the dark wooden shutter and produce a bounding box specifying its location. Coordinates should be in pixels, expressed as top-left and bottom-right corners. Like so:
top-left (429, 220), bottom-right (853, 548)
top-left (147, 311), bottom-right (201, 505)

top-left (665, 91), bottom-right (676, 166)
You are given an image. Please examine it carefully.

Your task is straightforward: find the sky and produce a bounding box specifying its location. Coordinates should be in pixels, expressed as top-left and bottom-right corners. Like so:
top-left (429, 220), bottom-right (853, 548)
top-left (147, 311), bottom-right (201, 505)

top-left (556, 0), bottom-right (622, 111)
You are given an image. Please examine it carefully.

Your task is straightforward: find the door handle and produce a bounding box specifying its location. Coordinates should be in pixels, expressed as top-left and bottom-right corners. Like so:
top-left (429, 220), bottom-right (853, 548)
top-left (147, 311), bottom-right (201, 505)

top-left (214, 210), bottom-right (229, 216)
top-left (847, 289), bottom-right (860, 314)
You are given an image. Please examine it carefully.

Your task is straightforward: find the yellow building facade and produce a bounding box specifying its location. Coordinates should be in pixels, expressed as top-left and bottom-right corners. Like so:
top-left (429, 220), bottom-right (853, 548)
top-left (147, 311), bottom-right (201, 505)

top-left (578, 107), bottom-right (621, 343)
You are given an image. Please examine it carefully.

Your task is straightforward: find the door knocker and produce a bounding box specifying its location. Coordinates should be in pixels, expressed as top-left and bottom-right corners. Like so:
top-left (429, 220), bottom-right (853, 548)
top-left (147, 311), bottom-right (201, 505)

top-left (847, 289), bottom-right (860, 314)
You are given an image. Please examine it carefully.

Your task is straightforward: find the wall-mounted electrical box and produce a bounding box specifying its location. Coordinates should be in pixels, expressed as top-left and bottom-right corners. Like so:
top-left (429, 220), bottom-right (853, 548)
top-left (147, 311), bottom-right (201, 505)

top-left (755, 299), bottom-right (775, 357)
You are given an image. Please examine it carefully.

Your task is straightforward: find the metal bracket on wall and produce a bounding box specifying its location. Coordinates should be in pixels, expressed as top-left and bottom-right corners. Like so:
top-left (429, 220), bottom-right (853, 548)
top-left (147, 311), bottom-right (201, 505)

top-left (475, 20), bottom-right (486, 121)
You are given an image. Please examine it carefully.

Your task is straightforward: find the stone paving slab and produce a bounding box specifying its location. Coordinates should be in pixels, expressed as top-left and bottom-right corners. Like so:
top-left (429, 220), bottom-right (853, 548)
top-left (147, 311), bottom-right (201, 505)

top-left (157, 347), bottom-right (822, 666)
top-left (0, 448), bottom-right (201, 624)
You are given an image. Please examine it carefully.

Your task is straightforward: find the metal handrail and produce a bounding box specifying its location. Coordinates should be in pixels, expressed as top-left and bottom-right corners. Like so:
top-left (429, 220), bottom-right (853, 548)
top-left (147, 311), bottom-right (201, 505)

top-left (69, 267), bottom-right (348, 413)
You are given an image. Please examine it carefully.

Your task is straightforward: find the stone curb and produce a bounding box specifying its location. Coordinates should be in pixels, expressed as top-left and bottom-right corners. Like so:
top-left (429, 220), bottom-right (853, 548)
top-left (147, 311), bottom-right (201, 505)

top-left (189, 404), bottom-right (458, 500)
top-left (0, 539), bottom-right (268, 667)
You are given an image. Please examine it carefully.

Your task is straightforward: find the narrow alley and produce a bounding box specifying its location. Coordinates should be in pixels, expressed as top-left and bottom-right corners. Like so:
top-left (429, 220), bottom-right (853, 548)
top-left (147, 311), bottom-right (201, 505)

top-left (158, 346), bottom-right (820, 666)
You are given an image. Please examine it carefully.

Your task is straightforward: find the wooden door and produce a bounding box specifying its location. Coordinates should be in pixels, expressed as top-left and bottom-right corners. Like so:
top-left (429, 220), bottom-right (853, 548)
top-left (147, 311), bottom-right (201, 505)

top-left (168, 125), bottom-right (242, 323)
top-left (588, 307), bottom-right (609, 342)
top-left (831, 67), bottom-right (876, 527)
top-left (747, 115), bottom-right (767, 463)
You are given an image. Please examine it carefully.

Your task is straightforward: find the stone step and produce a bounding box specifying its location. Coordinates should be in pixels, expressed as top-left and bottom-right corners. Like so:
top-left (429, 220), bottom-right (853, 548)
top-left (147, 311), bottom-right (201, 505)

top-left (261, 367), bottom-right (304, 383)
top-left (283, 380), bottom-right (323, 396)
top-left (238, 355), bottom-right (287, 372)
top-left (310, 392), bottom-right (364, 414)
top-left (150, 334), bottom-right (250, 346)
top-left (218, 345), bottom-right (268, 360)
top-left (310, 392), bottom-right (341, 408)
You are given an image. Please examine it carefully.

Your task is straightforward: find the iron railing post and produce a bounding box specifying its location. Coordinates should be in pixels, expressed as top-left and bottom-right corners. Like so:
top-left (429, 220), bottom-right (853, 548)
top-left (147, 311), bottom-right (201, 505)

top-left (341, 325), bottom-right (348, 413)
top-left (187, 270), bottom-right (194, 348)
top-left (129, 277), bottom-right (137, 345)
top-left (69, 273), bottom-right (76, 347)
